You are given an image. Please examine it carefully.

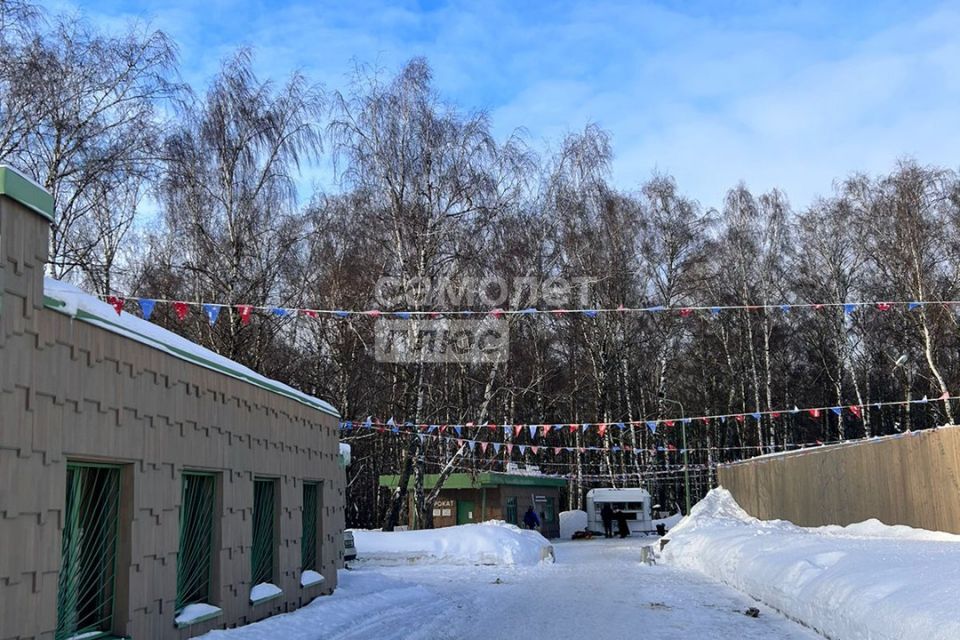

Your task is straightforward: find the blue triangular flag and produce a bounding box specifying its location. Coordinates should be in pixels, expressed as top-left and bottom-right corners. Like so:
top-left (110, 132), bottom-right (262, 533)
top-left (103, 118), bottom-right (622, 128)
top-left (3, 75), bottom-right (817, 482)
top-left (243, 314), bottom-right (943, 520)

top-left (138, 299), bottom-right (156, 320)
top-left (363, 416), bottom-right (372, 428)
top-left (831, 407), bottom-right (842, 415)
top-left (844, 303), bottom-right (856, 315)
top-left (519, 445), bottom-right (527, 455)
top-left (565, 447), bottom-right (573, 452)
top-left (780, 304), bottom-right (791, 314)
top-left (454, 425), bottom-right (463, 436)
top-left (493, 443), bottom-right (501, 454)
top-left (529, 425), bottom-right (537, 439)
top-left (468, 440), bottom-right (476, 451)
top-left (387, 417), bottom-right (396, 427)
top-left (428, 425), bottom-right (438, 433)
top-left (334, 310), bottom-right (349, 318)
top-left (646, 421), bottom-right (657, 434)
top-left (503, 425), bottom-right (511, 436)
top-left (908, 302), bottom-right (921, 311)
top-left (710, 307), bottom-right (721, 316)
top-left (522, 308), bottom-right (537, 315)
top-left (751, 412), bottom-right (761, 421)
top-left (583, 310), bottom-right (599, 318)
top-left (612, 446), bottom-right (621, 452)
top-left (582, 423), bottom-right (590, 431)
top-left (682, 418), bottom-right (692, 425)
top-left (396, 311), bottom-right (411, 319)
top-left (203, 303), bottom-right (221, 325)
top-left (648, 305), bottom-right (666, 312)
top-left (272, 307), bottom-right (291, 317)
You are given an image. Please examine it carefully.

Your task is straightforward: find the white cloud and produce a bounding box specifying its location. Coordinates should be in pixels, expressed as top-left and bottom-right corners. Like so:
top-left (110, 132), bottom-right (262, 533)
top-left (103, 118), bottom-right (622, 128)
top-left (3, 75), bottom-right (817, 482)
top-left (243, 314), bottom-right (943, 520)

top-left (53, 0), bottom-right (960, 209)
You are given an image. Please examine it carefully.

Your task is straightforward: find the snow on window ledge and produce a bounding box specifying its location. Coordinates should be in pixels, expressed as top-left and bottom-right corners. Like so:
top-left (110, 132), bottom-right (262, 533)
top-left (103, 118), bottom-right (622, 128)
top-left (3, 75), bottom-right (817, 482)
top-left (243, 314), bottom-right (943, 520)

top-left (250, 582), bottom-right (283, 604)
top-left (300, 570), bottom-right (326, 587)
top-left (174, 603), bottom-right (222, 627)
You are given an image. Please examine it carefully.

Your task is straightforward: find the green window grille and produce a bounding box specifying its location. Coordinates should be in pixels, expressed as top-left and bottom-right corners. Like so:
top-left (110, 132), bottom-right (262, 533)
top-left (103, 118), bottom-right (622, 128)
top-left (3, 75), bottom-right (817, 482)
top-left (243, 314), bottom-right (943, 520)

top-left (251, 479), bottom-right (275, 586)
top-left (301, 483), bottom-right (319, 571)
top-left (505, 497), bottom-right (518, 525)
top-left (56, 463), bottom-right (121, 640)
top-left (176, 473), bottom-right (216, 611)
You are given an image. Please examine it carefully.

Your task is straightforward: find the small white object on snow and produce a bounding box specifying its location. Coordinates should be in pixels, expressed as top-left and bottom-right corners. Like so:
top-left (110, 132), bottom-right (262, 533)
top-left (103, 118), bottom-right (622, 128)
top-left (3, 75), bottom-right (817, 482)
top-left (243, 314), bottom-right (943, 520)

top-left (559, 510), bottom-right (588, 538)
top-left (250, 582), bottom-right (282, 603)
top-left (353, 521), bottom-right (553, 566)
top-left (663, 487), bottom-right (960, 640)
top-left (175, 603), bottom-right (222, 626)
top-left (300, 570), bottom-right (326, 587)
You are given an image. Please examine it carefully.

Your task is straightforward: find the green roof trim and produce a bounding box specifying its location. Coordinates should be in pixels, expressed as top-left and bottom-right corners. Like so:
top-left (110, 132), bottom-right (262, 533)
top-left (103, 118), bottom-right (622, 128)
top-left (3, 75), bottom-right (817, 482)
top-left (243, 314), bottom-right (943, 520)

top-left (42, 293), bottom-right (339, 418)
top-left (379, 472), bottom-right (567, 490)
top-left (0, 166), bottom-right (54, 221)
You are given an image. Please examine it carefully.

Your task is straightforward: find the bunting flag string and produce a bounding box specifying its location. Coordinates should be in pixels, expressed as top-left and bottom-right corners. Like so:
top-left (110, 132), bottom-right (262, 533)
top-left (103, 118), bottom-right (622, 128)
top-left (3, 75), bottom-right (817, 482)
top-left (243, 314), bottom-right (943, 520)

top-left (338, 394), bottom-right (955, 456)
top-left (90, 292), bottom-right (960, 324)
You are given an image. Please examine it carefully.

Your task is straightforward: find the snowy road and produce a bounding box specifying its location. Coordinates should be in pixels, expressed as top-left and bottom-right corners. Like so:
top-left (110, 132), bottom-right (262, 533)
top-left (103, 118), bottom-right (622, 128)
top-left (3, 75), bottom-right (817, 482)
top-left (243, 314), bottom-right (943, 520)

top-left (200, 538), bottom-right (820, 640)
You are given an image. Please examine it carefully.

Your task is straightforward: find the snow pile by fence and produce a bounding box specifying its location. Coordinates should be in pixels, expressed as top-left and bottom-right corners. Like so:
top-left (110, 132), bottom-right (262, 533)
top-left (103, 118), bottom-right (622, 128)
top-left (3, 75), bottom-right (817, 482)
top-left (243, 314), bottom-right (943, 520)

top-left (559, 510), bottom-right (588, 538)
top-left (663, 488), bottom-right (960, 640)
top-left (354, 521), bottom-right (554, 566)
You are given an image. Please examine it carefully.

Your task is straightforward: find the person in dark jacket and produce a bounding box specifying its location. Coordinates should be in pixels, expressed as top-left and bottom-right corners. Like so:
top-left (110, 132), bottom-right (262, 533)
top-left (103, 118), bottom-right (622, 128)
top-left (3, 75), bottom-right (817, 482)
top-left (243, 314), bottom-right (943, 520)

top-left (523, 505), bottom-right (541, 529)
top-left (615, 509), bottom-right (630, 538)
top-left (601, 504), bottom-right (614, 538)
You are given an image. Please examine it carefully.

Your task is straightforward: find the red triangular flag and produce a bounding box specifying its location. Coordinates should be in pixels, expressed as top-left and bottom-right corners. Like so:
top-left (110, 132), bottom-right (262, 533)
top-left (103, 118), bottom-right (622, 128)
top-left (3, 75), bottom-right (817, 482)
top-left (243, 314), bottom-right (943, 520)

top-left (735, 414), bottom-right (745, 423)
top-left (106, 296), bottom-right (124, 315)
top-left (553, 447), bottom-right (561, 455)
top-left (173, 301), bottom-right (189, 321)
top-left (487, 422), bottom-right (496, 430)
top-left (809, 408), bottom-right (821, 418)
top-left (770, 412), bottom-right (781, 419)
top-left (236, 305), bottom-right (253, 325)
top-left (439, 425), bottom-right (447, 434)
top-left (301, 309), bottom-right (318, 318)
top-left (367, 309), bottom-right (381, 318)
top-left (569, 424), bottom-right (578, 433)
top-left (513, 425), bottom-right (523, 438)
top-left (490, 308), bottom-right (504, 319)
top-left (876, 302), bottom-right (892, 311)
top-left (679, 308), bottom-right (693, 317)
top-left (506, 443), bottom-right (513, 455)
top-left (663, 420), bottom-right (675, 427)
top-left (530, 446), bottom-right (539, 455)
top-left (849, 405), bottom-right (862, 418)
top-left (940, 391), bottom-right (950, 400)
top-left (598, 423), bottom-right (607, 437)
top-left (480, 442), bottom-right (488, 454)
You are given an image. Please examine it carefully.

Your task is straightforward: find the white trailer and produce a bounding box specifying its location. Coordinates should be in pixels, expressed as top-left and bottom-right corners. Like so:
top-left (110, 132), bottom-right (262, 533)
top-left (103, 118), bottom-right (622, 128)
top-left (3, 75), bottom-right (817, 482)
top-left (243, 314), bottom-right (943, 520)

top-left (585, 487), bottom-right (653, 535)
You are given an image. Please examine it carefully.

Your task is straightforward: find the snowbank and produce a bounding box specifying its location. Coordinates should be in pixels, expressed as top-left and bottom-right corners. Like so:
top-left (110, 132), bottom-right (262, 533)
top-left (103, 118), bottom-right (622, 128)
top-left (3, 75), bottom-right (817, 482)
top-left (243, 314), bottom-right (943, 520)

top-left (662, 488), bottom-right (960, 640)
top-left (559, 510), bottom-right (588, 539)
top-left (653, 511), bottom-right (683, 530)
top-left (353, 521), bottom-right (554, 566)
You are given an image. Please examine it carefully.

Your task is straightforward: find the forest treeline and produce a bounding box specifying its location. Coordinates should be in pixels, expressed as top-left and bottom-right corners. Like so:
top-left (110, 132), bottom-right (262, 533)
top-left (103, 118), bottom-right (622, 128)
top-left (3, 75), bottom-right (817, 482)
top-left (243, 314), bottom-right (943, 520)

top-left (3, 1), bottom-right (960, 527)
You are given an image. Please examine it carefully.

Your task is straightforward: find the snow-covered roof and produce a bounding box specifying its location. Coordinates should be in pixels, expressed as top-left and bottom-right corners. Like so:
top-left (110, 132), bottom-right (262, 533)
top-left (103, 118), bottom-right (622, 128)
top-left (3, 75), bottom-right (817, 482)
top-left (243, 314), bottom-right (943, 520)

top-left (43, 278), bottom-right (339, 418)
top-left (586, 487), bottom-right (651, 499)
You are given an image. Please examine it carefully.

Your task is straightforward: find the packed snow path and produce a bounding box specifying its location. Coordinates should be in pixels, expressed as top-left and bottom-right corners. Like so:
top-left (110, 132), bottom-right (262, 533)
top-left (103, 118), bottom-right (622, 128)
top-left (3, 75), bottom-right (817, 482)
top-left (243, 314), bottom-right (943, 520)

top-left (199, 538), bottom-right (819, 640)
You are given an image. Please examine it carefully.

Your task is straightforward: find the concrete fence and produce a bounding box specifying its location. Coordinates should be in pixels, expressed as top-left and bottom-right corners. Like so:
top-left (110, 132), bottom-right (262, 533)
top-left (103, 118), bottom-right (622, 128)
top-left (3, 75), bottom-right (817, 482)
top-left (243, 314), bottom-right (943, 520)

top-left (718, 426), bottom-right (960, 533)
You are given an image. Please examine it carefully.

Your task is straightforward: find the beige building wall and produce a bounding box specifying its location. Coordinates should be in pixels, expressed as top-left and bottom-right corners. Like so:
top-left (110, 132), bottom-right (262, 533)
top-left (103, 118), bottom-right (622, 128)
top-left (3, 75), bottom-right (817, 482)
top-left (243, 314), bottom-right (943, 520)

top-left (1, 181), bottom-right (345, 639)
top-left (718, 427), bottom-right (960, 533)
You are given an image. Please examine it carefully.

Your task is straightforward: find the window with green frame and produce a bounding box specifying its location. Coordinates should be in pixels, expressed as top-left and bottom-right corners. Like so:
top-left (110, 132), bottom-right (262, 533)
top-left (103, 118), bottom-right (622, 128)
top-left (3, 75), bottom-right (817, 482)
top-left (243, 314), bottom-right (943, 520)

top-left (301, 482), bottom-right (319, 572)
top-left (543, 497), bottom-right (556, 524)
top-left (176, 473), bottom-right (216, 611)
top-left (56, 463), bottom-right (121, 640)
top-left (251, 479), bottom-right (276, 586)
top-left (505, 497), bottom-right (518, 525)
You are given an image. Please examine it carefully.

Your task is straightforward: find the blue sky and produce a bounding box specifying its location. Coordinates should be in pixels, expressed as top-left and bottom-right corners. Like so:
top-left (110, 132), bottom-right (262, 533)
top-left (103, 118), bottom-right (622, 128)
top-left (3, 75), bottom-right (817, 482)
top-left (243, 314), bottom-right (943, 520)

top-left (50, 0), bottom-right (960, 209)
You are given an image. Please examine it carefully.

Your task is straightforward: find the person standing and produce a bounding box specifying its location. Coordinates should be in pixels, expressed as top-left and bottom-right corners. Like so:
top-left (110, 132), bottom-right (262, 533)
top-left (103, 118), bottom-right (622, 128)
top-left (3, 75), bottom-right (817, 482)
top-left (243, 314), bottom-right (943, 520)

top-left (523, 505), bottom-right (541, 530)
top-left (615, 509), bottom-right (630, 538)
top-left (601, 503), bottom-right (614, 538)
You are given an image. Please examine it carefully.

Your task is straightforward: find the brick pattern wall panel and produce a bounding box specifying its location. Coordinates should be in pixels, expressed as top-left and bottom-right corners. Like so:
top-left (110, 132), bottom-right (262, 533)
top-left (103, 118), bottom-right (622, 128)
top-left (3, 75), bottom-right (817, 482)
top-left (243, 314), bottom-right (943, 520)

top-left (1, 196), bottom-right (344, 640)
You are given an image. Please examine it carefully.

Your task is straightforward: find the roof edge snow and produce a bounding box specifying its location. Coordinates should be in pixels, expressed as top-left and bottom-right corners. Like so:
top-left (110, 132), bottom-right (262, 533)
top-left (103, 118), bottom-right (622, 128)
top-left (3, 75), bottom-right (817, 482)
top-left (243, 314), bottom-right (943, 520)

top-left (43, 278), bottom-right (339, 418)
